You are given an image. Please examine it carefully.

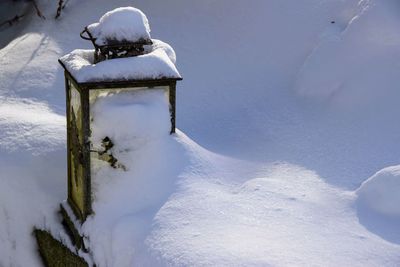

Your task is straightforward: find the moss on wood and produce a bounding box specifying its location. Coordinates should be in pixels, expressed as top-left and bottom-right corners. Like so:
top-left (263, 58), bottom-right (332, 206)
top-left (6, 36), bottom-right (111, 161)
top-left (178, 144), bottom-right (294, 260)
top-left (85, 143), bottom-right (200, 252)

top-left (34, 229), bottom-right (88, 267)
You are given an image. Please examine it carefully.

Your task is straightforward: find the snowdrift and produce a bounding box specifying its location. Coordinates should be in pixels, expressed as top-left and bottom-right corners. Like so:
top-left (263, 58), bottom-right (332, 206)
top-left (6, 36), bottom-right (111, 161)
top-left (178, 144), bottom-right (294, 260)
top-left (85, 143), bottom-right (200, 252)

top-left (357, 165), bottom-right (400, 218)
top-left (295, 0), bottom-right (400, 109)
top-left (356, 165), bottom-right (400, 245)
top-left (1, 0), bottom-right (400, 266)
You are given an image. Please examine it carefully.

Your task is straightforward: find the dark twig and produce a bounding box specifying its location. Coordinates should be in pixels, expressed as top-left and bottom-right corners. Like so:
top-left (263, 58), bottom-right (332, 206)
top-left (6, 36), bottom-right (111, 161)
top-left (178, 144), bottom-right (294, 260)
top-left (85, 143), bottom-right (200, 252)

top-left (55, 0), bottom-right (63, 19)
top-left (31, 0), bottom-right (46, 19)
top-left (55, 0), bottom-right (70, 19)
top-left (0, 0), bottom-right (48, 30)
top-left (0, 14), bottom-right (25, 30)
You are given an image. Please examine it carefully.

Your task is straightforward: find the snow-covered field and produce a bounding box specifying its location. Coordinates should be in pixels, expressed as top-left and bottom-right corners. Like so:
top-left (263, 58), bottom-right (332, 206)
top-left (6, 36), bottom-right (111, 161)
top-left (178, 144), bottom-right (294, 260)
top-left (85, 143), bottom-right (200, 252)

top-left (1, 0), bottom-right (400, 266)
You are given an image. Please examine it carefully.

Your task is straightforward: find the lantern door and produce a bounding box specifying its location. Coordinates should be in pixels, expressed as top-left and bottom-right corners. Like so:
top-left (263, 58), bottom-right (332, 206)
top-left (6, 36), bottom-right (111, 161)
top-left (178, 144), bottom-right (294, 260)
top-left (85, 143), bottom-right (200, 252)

top-left (88, 86), bottom-right (171, 199)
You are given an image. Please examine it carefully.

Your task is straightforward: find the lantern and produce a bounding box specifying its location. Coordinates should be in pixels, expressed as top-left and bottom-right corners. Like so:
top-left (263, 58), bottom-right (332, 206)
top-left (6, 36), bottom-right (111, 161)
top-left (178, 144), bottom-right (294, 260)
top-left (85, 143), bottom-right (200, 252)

top-left (58, 7), bottom-right (182, 222)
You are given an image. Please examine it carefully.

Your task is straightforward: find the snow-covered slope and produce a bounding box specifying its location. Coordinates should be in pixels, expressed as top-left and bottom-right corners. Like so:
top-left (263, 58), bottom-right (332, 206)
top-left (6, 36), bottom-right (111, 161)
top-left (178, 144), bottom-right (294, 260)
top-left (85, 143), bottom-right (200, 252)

top-left (0, 0), bottom-right (400, 266)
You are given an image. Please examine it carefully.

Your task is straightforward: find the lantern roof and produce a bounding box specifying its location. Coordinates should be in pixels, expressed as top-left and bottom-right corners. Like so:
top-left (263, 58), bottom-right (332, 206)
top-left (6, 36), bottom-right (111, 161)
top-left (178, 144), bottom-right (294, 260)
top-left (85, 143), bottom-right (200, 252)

top-left (59, 39), bottom-right (181, 84)
top-left (86, 7), bottom-right (152, 47)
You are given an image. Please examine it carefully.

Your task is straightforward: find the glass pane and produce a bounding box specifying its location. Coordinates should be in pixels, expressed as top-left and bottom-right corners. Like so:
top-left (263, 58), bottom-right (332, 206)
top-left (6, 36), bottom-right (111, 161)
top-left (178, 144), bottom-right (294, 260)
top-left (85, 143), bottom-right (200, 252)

top-left (88, 86), bottom-right (170, 198)
top-left (69, 83), bottom-right (85, 216)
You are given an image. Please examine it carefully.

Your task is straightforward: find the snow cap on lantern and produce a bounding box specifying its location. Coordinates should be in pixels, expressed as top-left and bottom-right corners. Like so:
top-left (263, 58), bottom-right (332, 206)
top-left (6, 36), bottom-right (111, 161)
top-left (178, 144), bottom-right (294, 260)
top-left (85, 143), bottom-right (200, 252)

top-left (81, 7), bottom-right (153, 63)
top-left (87, 7), bottom-right (151, 45)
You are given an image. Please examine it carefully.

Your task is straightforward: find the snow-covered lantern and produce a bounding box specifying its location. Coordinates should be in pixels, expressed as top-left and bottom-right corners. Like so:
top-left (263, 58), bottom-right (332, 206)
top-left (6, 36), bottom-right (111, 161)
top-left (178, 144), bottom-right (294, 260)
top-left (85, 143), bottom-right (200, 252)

top-left (58, 7), bottom-right (182, 221)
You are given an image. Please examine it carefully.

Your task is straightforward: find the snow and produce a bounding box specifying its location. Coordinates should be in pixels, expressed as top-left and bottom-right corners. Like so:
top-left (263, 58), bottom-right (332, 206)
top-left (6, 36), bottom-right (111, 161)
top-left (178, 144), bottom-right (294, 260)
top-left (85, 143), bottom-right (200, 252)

top-left (0, 1), bottom-right (32, 49)
top-left (90, 89), bottom-right (170, 147)
top-left (294, 0), bottom-right (400, 109)
top-left (89, 88), bottom-right (172, 197)
top-left (146, 39), bottom-right (177, 64)
top-left (0, 97), bottom-right (65, 153)
top-left (355, 165), bottom-right (400, 245)
top-left (82, 89), bottom-right (181, 266)
top-left (146, 160), bottom-right (400, 266)
top-left (87, 7), bottom-right (151, 46)
top-left (59, 42), bottom-right (181, 83)
top-left (357, 165), bottom-right (400, 217)
top-left (1, 0), bottom-right (400, 266)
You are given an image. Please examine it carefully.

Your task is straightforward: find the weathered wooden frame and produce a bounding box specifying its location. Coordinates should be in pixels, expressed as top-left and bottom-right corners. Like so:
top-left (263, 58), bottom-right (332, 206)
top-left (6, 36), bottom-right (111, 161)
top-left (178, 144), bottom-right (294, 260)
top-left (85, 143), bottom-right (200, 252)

top-left (61, 61), bottom-right (182, 221)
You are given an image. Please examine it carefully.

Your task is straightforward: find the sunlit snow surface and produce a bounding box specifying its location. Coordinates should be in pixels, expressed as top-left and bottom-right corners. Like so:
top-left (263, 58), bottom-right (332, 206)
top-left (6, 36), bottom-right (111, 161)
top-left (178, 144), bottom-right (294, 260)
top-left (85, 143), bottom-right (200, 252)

top-left (0, 0), bottom-right (400, 266)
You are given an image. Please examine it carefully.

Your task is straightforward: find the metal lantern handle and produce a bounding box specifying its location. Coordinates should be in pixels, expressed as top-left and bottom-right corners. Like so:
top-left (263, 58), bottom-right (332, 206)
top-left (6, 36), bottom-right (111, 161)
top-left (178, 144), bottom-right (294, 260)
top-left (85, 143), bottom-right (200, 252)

top-left (80, 27), bottom-right (95, 41)
top-left (80, 27), bottom-right (100, 59)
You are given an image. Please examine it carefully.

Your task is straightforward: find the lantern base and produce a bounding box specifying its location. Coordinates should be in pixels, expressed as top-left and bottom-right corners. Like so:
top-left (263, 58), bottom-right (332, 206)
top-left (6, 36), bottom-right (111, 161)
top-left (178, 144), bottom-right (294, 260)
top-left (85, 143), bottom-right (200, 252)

top-left (34, 202), bottom-right (93, 266)
top-left (34, 229), bottom-right (88, 267)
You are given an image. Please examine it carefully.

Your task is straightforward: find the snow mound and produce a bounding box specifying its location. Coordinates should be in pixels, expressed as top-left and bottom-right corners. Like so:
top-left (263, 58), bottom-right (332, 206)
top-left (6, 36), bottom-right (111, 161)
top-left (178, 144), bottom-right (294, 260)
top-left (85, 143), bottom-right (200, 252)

top-left (83, 91), bottom-right (184, 266)
top-left (0, 97), bottom-right (65, 154)
top-left (146, 39), bottom-right (177, 64)
top-left (87, 7), bottom-right (151, 46)
top-left (59, 47), bottom-right (181, 83)
top-left (294, 0), bottom-right (400, 109)
top-left (91, 89), bottom-right (170, 151)
top-left (357, 165), bottom-right (400, 217)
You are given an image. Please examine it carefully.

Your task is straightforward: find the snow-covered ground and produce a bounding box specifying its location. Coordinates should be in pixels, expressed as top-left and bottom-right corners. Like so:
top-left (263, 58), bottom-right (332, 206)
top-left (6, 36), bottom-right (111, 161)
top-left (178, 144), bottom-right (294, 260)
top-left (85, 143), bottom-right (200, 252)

top-left (1, 0), bottom-right (400, 266)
